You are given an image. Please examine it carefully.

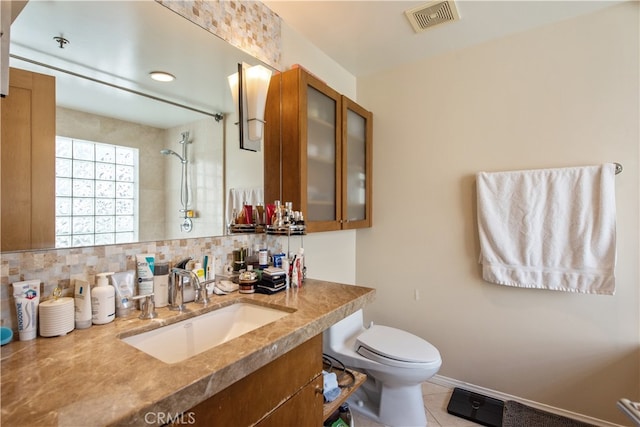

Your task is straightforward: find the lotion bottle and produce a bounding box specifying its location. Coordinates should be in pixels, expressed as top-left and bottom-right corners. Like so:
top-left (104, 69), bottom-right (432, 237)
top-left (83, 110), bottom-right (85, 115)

top-left (153, 262), bottom-right (169, 308)
top-left (92, 272), bottom-right (115, 325)
top-left (193, 262), bottom-right (205, 282)
top-left (74, 279), bottom-right (92, 329)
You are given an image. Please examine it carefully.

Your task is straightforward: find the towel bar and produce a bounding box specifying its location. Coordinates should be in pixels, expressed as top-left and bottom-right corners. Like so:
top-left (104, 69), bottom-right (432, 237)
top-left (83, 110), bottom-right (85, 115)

top-left (615, 163), bottom-right (623, 174)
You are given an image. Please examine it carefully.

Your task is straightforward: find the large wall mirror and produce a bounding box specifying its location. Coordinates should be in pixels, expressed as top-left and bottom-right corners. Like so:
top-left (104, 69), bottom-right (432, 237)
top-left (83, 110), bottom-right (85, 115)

top-left (3, 0), bottom-right (279, 252)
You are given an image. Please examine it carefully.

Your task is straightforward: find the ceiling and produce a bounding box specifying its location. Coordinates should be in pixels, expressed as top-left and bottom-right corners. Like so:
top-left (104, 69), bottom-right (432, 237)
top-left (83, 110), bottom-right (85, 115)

top-left (263, 0), bottom-right (626, 78)
top-left (8, 1), bottom-right (264, 129)
top-left (8, 1), bottom-right (625, 128)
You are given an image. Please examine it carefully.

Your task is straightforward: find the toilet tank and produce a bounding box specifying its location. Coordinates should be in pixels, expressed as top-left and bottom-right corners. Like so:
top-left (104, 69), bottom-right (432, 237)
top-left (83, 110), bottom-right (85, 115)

top-left (323, 309), bottom-right (366, 353)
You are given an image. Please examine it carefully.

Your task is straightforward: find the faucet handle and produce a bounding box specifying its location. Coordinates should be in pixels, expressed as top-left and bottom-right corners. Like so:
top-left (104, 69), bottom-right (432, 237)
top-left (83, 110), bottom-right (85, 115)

top-left (132, 293), bottom-right (158, 320)
top-left (195, 284), bottom-right (211, 306)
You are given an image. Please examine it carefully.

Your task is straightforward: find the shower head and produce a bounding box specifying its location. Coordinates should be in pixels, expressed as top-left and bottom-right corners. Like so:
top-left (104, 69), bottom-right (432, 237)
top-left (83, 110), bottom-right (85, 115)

top-left (160, 149), bottom-right (186, 163)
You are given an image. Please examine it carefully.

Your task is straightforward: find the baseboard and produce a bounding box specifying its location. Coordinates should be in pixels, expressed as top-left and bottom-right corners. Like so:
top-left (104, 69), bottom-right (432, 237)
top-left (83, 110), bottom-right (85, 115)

top-left (429, 375), bottom-right (625, 427)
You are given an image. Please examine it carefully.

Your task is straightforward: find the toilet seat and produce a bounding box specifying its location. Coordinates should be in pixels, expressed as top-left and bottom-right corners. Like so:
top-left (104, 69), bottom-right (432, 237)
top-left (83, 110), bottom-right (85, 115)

top-left (355, 325), bottom-right (440, 368)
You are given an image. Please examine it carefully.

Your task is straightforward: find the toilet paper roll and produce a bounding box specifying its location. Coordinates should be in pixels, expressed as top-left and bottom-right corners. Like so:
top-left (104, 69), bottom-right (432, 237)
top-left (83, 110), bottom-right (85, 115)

top-left (39, 297), bottom-right (75, 337)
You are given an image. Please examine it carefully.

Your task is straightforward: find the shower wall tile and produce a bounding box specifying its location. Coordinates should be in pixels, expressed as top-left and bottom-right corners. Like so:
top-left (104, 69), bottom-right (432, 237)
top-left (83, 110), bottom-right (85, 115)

top-left (163, 118), bottom-right (224, 240)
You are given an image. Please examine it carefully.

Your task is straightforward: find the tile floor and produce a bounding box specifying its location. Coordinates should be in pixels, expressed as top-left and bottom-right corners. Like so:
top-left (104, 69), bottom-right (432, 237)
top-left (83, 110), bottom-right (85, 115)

top-left (349, 380), bottom-right (483, 427)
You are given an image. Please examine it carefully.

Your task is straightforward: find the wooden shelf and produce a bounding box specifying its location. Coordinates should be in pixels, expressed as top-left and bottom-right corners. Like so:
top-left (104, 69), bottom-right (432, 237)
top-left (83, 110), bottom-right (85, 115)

top-left (322, 368), bottom-right (367, 421)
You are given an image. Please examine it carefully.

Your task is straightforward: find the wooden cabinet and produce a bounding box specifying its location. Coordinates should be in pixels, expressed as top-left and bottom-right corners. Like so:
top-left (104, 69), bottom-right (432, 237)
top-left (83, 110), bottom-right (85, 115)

top-left (185, 334), bottom-right (324, 426)
top-left (257, 375), bottom-right (323, 426)
top-left (264, 67), bottom-right (372, 232)
top-left (1, 67), bottom-right (56, 251)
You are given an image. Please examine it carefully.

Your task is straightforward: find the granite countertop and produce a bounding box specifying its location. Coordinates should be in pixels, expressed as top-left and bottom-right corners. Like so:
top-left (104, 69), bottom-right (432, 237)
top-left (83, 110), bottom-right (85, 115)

top-left (1, 279), bottom-right (375, 426)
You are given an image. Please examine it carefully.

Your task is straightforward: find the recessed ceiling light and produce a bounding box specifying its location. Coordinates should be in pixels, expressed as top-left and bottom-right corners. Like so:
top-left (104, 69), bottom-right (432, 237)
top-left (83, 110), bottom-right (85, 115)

top-left (149, 71), bottom-right (175, 82)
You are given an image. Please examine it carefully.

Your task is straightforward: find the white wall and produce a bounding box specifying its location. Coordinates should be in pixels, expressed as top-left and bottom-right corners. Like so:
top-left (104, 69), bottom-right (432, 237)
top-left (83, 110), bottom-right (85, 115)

top-left (357, 3), bottom-right (639, 424)
top-left (277, 21), bottom-right (359, 284)
top-left (279, 21), bottom-right (356, 99)
top-left (225, 110), bottom-right (264, 191)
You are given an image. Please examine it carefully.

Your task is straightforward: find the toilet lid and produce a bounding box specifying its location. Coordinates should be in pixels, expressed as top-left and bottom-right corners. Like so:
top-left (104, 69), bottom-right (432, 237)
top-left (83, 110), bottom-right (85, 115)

top-left (355, 325), bottom-right (440, 367)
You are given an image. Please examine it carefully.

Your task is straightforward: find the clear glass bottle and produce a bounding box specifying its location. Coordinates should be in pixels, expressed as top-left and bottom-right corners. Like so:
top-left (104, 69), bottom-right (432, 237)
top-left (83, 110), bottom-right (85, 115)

top-left (246, 244), bottom-right (260, 269)
top-left (272, 200), bottom-right (283, 227)
top-left (255, 204), bottom-right (264, 225)
top-left (284, 201), bottom-right (293, 225)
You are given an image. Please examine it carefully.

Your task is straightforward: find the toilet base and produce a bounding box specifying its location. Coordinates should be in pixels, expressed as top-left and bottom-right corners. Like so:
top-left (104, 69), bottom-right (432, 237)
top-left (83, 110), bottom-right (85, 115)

top-left (347, 375), bottom-right (428, 426)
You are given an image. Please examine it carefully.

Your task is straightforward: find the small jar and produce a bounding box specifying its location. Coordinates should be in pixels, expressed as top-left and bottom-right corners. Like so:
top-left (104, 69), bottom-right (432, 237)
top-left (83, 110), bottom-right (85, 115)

top-left (238, 267), bottom-right (258, 294)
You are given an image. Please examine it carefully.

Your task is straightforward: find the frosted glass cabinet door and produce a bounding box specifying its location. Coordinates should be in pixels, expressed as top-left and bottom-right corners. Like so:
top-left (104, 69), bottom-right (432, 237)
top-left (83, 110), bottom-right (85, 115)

top-left (306, 86), bottom-right (339, 223)
top-left (342, 97), bottom-right (372, 229)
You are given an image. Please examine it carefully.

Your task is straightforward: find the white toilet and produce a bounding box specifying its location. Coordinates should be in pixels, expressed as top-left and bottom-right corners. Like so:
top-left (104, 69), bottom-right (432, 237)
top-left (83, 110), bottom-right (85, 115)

top-left (323, 309), bottom-right (442, 427)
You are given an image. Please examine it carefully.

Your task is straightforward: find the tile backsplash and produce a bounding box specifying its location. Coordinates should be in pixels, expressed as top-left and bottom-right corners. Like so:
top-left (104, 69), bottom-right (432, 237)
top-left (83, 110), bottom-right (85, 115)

top-left (1, 234), bottom-right (289, 331)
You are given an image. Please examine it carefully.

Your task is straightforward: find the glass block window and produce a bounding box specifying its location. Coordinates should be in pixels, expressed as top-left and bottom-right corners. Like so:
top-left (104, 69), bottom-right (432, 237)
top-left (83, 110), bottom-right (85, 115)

top-left (55, 136), bottom-right (139, 248)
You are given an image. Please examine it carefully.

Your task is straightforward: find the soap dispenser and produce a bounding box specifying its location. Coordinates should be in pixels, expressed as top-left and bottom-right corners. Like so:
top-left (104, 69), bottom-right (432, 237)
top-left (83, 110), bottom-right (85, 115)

top-left (92, 272), bottom-right (115, 325)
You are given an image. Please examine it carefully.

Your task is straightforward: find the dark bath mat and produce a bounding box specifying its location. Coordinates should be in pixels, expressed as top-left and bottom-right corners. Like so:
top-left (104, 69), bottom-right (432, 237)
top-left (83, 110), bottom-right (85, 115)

top-left (502, 400), bottom-right (597, 427)
top-left (447, 387), bottom-right (504, 427)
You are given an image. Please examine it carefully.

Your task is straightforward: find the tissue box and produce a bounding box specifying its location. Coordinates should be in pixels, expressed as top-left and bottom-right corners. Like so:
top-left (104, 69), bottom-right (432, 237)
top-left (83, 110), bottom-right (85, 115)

top-left (322, 370), bottom-right (340, 403)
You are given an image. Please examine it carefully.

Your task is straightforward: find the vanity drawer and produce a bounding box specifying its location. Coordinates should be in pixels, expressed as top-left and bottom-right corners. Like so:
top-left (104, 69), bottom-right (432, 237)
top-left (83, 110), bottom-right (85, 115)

top-left (185, 334), bottom-right (322, 426)
top-left (256, 374), bottom-right (324, 426)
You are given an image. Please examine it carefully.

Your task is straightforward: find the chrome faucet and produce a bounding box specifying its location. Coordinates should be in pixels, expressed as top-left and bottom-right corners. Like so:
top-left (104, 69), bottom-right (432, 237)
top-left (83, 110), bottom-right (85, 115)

top-left (171, 268), bottom-right (210, 311)
top-left (169, 258), bottom-right (191, 311)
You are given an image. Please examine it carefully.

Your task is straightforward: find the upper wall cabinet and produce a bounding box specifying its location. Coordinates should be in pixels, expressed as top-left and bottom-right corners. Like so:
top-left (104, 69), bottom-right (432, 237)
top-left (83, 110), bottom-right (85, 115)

top-left (264, 67), bottom-right (372, 233)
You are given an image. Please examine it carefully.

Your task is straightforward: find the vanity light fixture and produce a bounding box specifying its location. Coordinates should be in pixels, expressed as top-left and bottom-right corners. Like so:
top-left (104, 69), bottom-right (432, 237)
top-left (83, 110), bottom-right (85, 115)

top-left (149, 71), bottom-right (176, 82)
top-left (228, 62), bottom-right (272, 151)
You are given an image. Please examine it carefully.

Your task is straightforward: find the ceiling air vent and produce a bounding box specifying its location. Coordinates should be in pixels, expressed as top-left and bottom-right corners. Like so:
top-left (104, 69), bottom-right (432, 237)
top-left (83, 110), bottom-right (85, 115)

top-left (405, 1), bottom-right (460, 33)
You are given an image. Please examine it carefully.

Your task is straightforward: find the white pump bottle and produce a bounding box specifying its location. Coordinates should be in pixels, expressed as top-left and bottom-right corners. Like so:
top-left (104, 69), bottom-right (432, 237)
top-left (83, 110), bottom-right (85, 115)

top-left (92, 272), bottom-right (115, 324)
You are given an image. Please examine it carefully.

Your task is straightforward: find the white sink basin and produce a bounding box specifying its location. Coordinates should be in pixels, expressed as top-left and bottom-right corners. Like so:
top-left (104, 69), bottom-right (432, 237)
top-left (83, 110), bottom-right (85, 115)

top-left (121, 302), bottom-right (292, 363)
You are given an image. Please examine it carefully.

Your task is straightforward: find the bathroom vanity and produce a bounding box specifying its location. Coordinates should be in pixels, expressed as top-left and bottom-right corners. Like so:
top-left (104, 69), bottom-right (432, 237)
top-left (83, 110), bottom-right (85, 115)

top-left (0, 279), bottom-right (375, 426)
top-left (187, 333), bottom-right (324, 425)
top-left (186, 333), bottom-right (368, 426)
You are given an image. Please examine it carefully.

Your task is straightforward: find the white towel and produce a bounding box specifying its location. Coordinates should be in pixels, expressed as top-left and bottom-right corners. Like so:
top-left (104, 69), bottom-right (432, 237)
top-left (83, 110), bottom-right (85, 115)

top-left (476, 164), bottom-right (617, 295)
